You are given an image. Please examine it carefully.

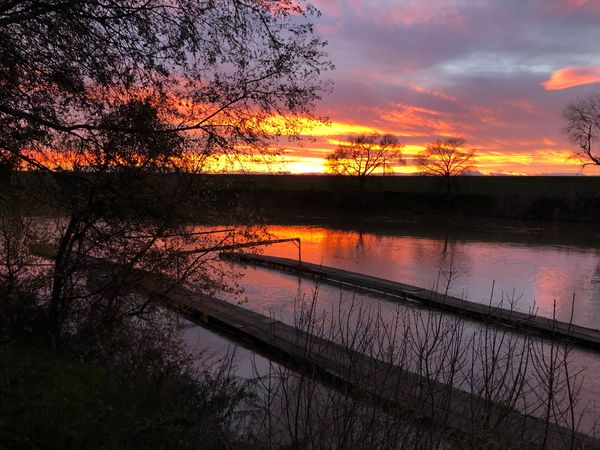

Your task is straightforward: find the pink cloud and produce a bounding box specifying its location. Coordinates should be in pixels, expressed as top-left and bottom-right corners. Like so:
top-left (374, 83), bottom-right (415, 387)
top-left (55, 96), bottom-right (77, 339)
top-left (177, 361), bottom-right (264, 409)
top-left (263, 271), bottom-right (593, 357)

top-left (545, 0), bottom-right (600, 12)
top-left (405, 83), bottom-right (458, 102)
top-left (560, 0), bottom-right (600, 9)
top-left (566, 0), bottom-right (589, 6)
top-left (541, 66), bottom-right (600, 90)
top-left (376, 2), bottom-right (464, 28)
top-left (332, 0), bottom-right (464, 28)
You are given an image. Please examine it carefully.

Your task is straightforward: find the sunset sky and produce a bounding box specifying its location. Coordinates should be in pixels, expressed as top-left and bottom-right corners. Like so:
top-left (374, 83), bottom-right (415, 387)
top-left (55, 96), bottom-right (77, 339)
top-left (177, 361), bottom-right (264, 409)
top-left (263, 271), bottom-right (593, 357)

top-left (276, 0), bottom-right (600, 175)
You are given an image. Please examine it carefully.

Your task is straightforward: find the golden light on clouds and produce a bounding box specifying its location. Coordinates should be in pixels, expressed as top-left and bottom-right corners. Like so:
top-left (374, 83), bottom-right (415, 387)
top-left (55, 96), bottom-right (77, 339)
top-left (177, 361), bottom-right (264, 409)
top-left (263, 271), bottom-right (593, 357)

top-left (274, 135), bottom-right (591, 175)
top-left (379, 104), bottom-right (461, 137)
top-left (18, 106), bottom-right (593, 176)
top-left (281, 157), bottom-right (327, 174)
top-left (261, 115), bottom-right (384, 137)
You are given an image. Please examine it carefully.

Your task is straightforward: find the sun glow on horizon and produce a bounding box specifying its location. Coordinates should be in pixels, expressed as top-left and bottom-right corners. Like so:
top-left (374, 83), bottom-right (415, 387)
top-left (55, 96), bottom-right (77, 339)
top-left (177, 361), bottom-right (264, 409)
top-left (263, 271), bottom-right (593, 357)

top-left (16, 110), bottom-right (596, 176)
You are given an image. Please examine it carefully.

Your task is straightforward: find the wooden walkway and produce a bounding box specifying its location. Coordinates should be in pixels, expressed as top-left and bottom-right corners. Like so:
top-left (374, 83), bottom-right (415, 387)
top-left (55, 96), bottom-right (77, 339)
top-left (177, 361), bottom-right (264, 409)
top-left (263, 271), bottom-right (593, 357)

top-left (92, 261), bottom-right (599, 449)
top-left (75, 250), bottom-right (598, 448)
top-left (226, 253), bottom-right (600, 351)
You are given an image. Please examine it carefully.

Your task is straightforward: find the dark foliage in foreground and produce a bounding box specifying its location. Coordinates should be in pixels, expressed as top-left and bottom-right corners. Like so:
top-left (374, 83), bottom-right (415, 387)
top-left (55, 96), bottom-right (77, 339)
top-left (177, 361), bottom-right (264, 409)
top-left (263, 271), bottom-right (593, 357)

top-left (0, 341), bottom-right (250, 449)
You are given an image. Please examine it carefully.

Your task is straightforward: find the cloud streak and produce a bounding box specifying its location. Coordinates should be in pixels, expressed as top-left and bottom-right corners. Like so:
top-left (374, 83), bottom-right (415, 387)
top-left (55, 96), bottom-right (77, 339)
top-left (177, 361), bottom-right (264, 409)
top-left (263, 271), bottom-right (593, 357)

top-left (542, 66), bottom-right (600, 90)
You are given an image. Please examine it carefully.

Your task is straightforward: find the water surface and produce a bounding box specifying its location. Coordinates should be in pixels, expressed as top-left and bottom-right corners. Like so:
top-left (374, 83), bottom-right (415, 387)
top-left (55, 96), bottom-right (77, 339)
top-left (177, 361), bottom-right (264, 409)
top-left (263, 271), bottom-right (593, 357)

top-left (186, 216), bottom-right (600, 431)
top-left (248, 218), bottom-right (600, 329)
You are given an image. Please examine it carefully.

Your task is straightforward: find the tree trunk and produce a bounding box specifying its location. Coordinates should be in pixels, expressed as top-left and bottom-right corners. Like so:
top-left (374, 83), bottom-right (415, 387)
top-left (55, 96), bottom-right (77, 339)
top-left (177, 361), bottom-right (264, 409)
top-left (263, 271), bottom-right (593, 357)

top-left (48, 215), bottom-right (79, 342)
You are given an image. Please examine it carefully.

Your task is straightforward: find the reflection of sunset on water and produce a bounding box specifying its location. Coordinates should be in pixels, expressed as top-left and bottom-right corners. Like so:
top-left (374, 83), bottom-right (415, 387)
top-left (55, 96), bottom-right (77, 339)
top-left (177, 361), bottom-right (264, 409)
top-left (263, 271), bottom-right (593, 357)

top-left (252, 224), bottom-right (600, 329)
top-left (202, 220), bottom-right (600, 433)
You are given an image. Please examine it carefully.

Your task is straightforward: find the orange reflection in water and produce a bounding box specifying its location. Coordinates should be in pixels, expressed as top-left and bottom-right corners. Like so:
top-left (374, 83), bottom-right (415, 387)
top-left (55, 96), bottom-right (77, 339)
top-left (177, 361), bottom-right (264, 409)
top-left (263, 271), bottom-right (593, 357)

top-left (255, 224), bottom-right (600, 330)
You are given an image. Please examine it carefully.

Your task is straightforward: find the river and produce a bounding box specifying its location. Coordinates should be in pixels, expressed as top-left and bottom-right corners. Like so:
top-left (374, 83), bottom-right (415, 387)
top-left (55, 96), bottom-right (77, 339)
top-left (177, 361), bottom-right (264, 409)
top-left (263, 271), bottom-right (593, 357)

top-left (182, 214), bottom-right (600, 432)
top-left (251, 216), bottom-right (600, 328)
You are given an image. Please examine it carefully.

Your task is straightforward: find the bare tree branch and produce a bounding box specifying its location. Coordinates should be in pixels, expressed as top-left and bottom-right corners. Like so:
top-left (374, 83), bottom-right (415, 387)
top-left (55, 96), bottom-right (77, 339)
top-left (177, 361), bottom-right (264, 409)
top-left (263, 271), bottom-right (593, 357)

top-left (563, 93), bottom-right (600, 167)
top-left (326, 134), bottom-right (403, 188)
top-left (416, 137), bottom-right (476, 194)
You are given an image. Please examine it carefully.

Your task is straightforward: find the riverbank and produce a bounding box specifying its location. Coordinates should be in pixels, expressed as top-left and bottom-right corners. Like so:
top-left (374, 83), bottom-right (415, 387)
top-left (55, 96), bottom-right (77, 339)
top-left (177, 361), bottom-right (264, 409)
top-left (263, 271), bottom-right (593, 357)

top-left (0, 343), bottom-right (213, 448)
top-left (7, 172), bottom-right (600, 223)
top-left (216, 174), bottom-right (600, 223)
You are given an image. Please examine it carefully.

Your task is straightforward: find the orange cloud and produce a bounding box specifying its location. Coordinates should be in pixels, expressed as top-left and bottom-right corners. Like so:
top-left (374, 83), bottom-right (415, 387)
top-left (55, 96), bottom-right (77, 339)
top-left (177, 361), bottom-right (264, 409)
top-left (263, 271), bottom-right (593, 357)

top-left (541, 66), bottom-right (600, 90)
top-left (378, 104), bottom-right (459, 137)
top-left (263, 116), bottom-right (384, 137)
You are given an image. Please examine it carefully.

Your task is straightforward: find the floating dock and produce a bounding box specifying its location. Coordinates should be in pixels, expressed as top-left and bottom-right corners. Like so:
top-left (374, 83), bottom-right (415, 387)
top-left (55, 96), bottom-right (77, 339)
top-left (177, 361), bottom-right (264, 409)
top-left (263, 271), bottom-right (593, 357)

top-left (97, 259), bottom-right (599, 449)
top-left (226, 253), bottom-right (600, 351)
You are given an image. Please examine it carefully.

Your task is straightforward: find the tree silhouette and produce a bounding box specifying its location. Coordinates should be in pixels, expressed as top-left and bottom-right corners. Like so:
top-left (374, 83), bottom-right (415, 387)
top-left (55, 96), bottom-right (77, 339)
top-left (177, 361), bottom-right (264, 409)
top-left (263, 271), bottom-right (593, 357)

top-left (416, 138), bottom-right (476, 194)
top-left (563, 93), bottom-right (600, 167)
top-left (326, 134), bottom-right (403, 188)
top-left (0, 0), bottom-right (331, 343)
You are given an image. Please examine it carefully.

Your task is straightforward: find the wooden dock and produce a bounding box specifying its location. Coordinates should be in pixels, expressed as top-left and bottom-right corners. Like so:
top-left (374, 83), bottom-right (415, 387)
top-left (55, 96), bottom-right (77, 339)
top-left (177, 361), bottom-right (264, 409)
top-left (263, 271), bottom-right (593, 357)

top-left (92, 259), bottom-right (599, 449)
top-left (226, 253), bottom-right (600, 351)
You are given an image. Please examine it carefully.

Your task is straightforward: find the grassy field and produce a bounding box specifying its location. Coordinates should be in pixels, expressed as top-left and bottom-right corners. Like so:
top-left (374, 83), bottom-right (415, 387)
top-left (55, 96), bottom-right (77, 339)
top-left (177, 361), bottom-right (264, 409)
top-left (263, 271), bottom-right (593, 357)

top-left (211, 174), bottom-right (600, 197)
top-left (7, 172), bottom-right (600, 222)
top-left (206, 174), bottom-right (600, 222)
top-left (0, 344), bottom-right (136, 448)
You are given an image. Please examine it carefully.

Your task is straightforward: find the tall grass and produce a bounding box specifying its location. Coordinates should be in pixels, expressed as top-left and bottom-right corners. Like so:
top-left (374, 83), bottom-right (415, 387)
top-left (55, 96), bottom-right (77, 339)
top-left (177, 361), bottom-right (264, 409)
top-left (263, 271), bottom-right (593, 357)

top-left (239, 284), bottom-right (598, 449)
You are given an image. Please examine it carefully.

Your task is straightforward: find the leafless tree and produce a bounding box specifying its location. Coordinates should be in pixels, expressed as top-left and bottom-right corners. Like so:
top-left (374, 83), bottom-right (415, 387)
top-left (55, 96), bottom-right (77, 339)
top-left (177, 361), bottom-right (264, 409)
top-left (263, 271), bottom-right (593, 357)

top-left (563, 93), bottom-right (600, 167)
top-left (416, 137), bottom-right (476, 194)
top-left (326, 134), bottom-right (403, 188)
